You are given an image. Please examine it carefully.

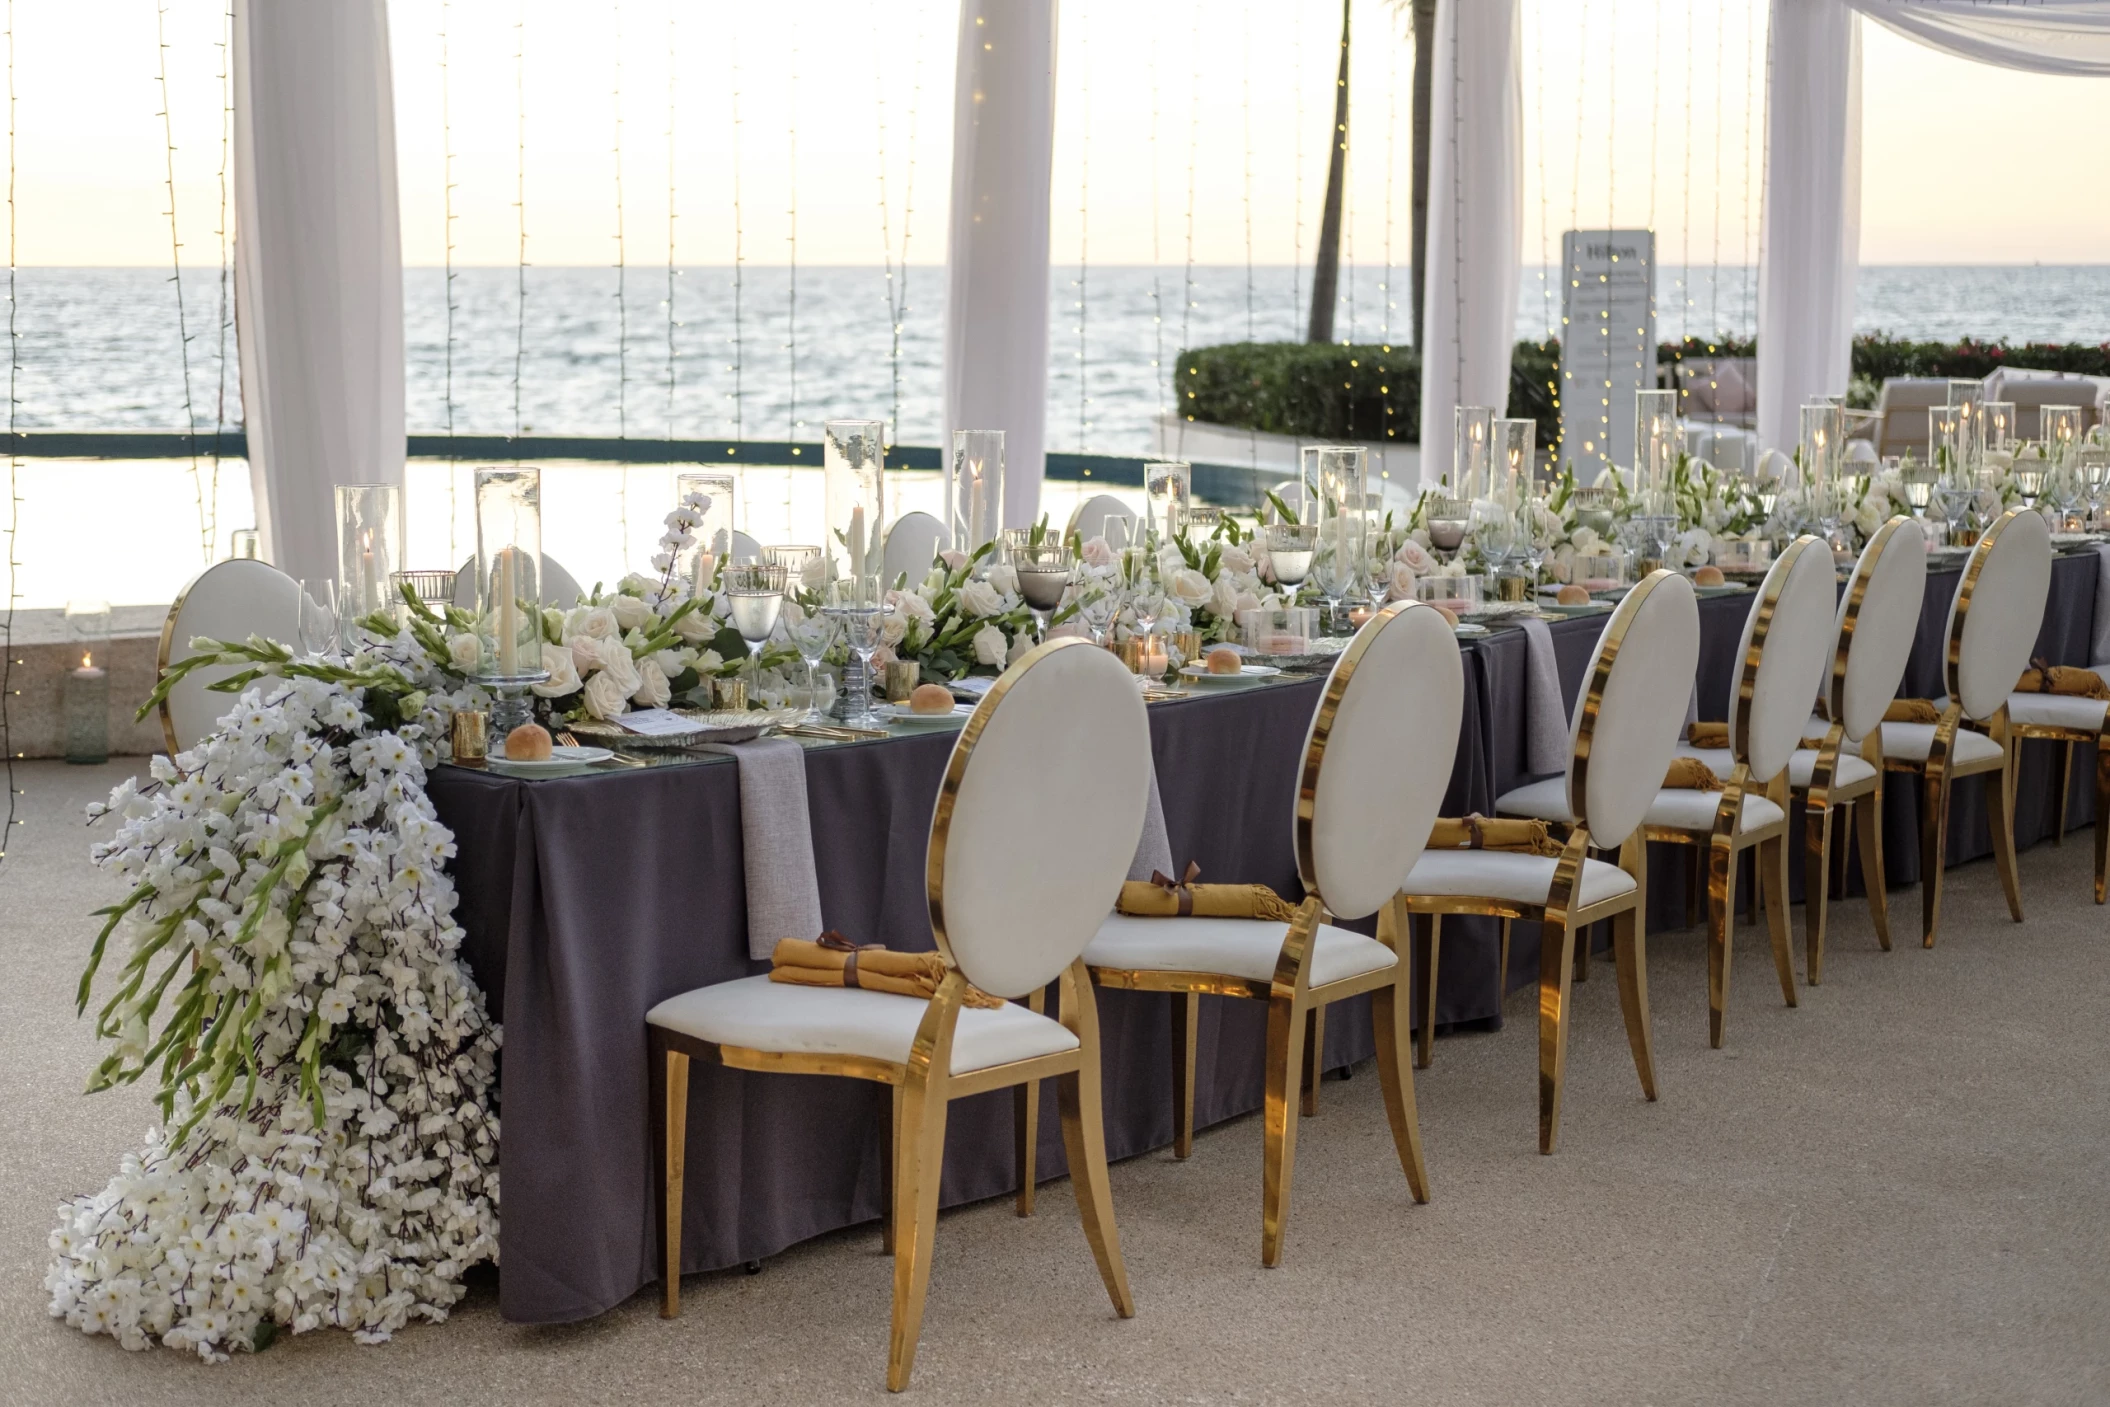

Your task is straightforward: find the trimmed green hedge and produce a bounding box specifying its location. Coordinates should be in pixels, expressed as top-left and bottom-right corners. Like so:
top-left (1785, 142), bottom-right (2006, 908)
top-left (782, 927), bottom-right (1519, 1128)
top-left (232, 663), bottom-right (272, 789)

top-left (1176, 334), bottom-right (2110, 444)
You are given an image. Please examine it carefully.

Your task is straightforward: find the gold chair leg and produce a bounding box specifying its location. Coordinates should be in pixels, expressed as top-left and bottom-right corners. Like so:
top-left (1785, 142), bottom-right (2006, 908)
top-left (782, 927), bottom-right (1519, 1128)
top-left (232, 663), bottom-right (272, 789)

top-left (1707, 837), bottom-right (1740, 1050)
top-left (1986, 749), bottom-right (2024, 924)
top-left (1055, 965), bottom-right (1135, 1319)
top-left (1299, 1003), bottom-right (1326, 1117)
top-left (1013, 986), bottom-right (1046, 1216)
top-left (1921, 754), bottom-right (1952, 948)
top-left (1762, 834), bottom-right (1798, 1008)
top-left (1686, 845), bottom-right (1702, 929)
top-left (2095, 730), bottom-right (2110, 904)
top-left (1496, 916), bottom-right (1512, 1012)
top-left (1574, 918), bottom-right (1592, 983)
top-left (1416, 913), bottom-right (1441, 1070)
top-left (1371, 959), bottom-right (1431, 1202)
top-left (886, 1073), bottom-right (950, 1392)
top-left (1537, 916), bottom-right (1577, 1154)
top-left (882, 1084), bottom-right (900, 1254)
top-left (1169, 990), bottom-right (1198, 1159)
top-left (1859, 778), bottom-right (1892, 950)
top-left (653, 1038), bottom-right (689, 1319)
top-left (1806, 800), bottom-right (1834, 985)
top-left (1261, 992), bottom-right (1306, 1266)
top-left (2056, 739), bottom-right (2072, 845)
top-left (1611, 899), bottom-right (1657, 1101)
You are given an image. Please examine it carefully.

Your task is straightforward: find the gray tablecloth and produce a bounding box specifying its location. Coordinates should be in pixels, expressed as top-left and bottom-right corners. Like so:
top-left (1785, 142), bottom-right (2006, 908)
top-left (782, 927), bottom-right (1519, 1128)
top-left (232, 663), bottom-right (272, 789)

top-left (429, 549), bottom-right (2100, 1326)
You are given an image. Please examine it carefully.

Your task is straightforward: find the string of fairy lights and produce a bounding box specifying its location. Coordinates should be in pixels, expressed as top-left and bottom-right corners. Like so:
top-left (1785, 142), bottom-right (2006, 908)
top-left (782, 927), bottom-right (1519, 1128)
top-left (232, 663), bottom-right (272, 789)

top-left (2, 0), bottom-right (17, 867)
top-left (440, 0), bottom-right (459, 551)
top-left (1075, 8), bottom-right (1090, 451)
top-left (152, 0), bottom-right (207, 566)
top-left (209, 0), bottom-right (230, 557)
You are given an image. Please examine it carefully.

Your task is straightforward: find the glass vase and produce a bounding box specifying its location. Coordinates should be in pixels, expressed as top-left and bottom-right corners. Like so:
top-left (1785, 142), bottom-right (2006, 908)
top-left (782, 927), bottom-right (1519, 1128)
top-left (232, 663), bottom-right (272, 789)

top-left (335, 483), bottom-right (405, 641)
top-left (676, 470), bottom-right (739, 592)
top-left (1452, 406), bottom-right (1495, 498)
top-left (64, 600), bottom-right (111, 765)
top-left (1635, 389), bottom-right (1679, 515)
top-left (948, 430), bottom-right (1003, 563)
top-left (474, 467), bottom-right (549, 736)
top-left (1144, 460), bottom-right (1192, 545)
top-left (823, 419), bottom-right (887, 589)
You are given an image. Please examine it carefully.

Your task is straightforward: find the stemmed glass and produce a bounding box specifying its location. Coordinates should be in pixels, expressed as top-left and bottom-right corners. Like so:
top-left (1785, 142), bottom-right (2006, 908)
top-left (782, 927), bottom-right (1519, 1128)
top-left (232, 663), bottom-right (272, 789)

top-left (823, 577), bottom-right (885, 728)
top-left (782, 601), bottom-right (839, 722)
top-left (1310, 521), bottom-right (1362, 633)
top-left (297, 579), bottom-right (339, 660)
top-left (1123, 545), bottom-right (1168, 672)
top-left (1264, 522), bottom-right (1318, 592)
top-left (765, 543), bottom-right (824, 596)
top-left (723, 563), bottom-right (787, 705)
top-left (1014, 540), bottom-right (1074, 644)
top-left (1073, 558), bottom-right (1120, 647)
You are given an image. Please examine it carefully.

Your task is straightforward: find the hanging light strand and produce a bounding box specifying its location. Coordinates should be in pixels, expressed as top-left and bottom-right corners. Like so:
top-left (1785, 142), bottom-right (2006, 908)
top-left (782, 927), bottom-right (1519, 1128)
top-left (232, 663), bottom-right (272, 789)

top-left (1711, 0), bottom-right (1725, 347)
top-left (665, 5), bottom-right (677, 438)
top-left (1742, 0), bottom-right (1759, 338)
top-left (613, 2), bottom-right (628, 442)
top-left (441, 0), bottom-right (459, 551)
top-left (512, 2), bottom-right (527, 448)
top-left (154, 0), bottom-right (208, 565)
top-left (1292, 11), bottom-right (1304, 337)
top-left (872, 6), bottom-right (923, 443)
top-left (1177, 6), bottom-right (1199, 453)
top-left (210, 0), bottom-right (231, 554)
top-left (1149, 26), bottom-right (1165, 424)
top-left (786, 37), bottom-right (799, 446)
top-left (1240, 4), bottom-right (1254, 344)
top-left (728, 34), bottom-right (743, 441)
top-left (2, 0), bottom-right (18, 864)
top-left (1076, 9), bottom-right (1090, 451)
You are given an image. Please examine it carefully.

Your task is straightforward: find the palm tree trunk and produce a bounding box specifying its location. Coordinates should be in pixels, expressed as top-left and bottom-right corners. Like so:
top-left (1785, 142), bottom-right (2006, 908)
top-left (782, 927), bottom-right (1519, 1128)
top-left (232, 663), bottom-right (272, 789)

top-left (1307, 0), bottom-right (1352, 345)
top-left (1409, 0), bottom-right (1434, 352)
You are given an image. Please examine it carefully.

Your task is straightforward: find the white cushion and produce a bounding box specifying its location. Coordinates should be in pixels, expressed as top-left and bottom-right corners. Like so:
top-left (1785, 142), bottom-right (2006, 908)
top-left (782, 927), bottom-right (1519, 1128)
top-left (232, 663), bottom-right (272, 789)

top-left (1876, 720), bottom-right (2005, 769)
top-left (1403, 849), bottom-right (1638, 909)
top-left (1834, 520), bottom-right (1927, 742)
top-left (1948, 510), bottom-right (2051, 721)
top-left (1730, 540), bottom-right (1846, 783)
top-left (163, 559), bottom-right (301, 753)
top-left (1569, 572), bottom-right (1701, 846)
top-left (1642, 787), bottom-right (1786, 833)
top-left (1083, 914), bottom-right (1398, 989)
top-left (2005, 692), bottom-right (2109, 732)
top-left (1677, 743), bottom-right (1878, 792)
top-left (1495, 775), bottom-right (1576, 824)
top-left (647, 974), bottom-right (1077, 1076)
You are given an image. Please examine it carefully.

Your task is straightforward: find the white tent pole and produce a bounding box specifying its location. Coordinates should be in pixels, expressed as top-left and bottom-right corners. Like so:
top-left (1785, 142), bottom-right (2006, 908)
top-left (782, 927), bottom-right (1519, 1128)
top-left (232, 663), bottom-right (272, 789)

top-left (943, 0), bottom-right (1058, 529)
top-left (233, 0), bottom-right (406, 580)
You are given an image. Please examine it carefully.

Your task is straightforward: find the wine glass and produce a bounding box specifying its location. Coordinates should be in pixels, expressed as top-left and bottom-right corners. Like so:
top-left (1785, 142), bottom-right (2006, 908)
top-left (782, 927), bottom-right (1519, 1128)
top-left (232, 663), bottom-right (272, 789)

top-left (1124, 546), bottom-right (1168, 672)
top-left (765, 543), bottom-right (825, 599)
top-left (1264, 522), bottom-right (1318, 591)
top-left (723, 562), bottom-right (787, 704)
top-left (824, 577), bottom-right (885, 727)
top-left (1013, 540), bottom-right (1074, 644)
top-left (1073, 562), bottom-right (1119, 647)
top-left (1310, 518), bottom-right (1363, 634)
top-left (782, 599), bottom-right (839, 722)
top-left (297, 579), bottom-right (339, 660)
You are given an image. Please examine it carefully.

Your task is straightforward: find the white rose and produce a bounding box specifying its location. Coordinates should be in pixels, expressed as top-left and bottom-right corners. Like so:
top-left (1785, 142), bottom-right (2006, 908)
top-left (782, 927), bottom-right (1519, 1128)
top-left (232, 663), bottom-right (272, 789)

top-left (598, 646), bottom-right (643, 697)
top-left (1156, 545), bottom-right (1187, 578)
top-left (881, 610), bottom-right (910, 646)
top-left (531, 644), bottom-right (581, 698)
top-left (567, 606), bottom-right (619, 641)
top-left (1381, 560), bottom-right (1417, 602)
top-left (889, 589), bottom-right (935, 625)
top-left (1169, 567), bottom-right (1213, 607)
top-left (1081, 536), bottom-right (1116, 568)
top-left (1210, 574), bottom-right (1241, 619)
top-left (650, 648), bottom-right (690, 679)
top-left (1218, 544), bottom-right (1255, 576)
top-left (632, 658), bottom-right (672, 709)
top-left (541, 607), bottom-right (568, 642)
top-left (1396, 538), bottom-right (1436, 574)
top-left (959, 579), bottom-right (1005, 619)
top-left (1007, 632), bottom-right (1035, 665)
top-left (1233, 589), bottom-right (1262, 614)
top-left (694, 648), bottom-right (725, 676)
top-left (610, 593), bottom-right (653, 632)
top-left (569, 636), bottom-right (606, 676)
top-left (984, 563), bottom-right (1019, 596)
top-left (582, 669), bottom-right (631, 720)
top-left (445, 633), bottom-right (482, 674)
top-left (972, 623), bottom-right (1009, 668)
top-left (938, 548), bottom-right (970, 572)
top-left (619, 571), bottom-right (660, 596)
top-left (1568, 525), bottom-right (1601, 554)
top-left (672, 606), bottom-right (715, 644)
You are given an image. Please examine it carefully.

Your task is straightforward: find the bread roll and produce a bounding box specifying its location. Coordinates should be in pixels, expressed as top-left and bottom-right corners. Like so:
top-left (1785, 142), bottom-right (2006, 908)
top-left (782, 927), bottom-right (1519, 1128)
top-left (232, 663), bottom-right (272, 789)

top-left (1555, 583), bottom-right (1590, 605)
top-left (908, 682), bottom-right (956, 715)
top-left (505, 722), bottom-right (553, 761)
top-left (1693, 564), bottom-right (1726, 587)
top-left (1205, 647), bottom-right (1244, 675)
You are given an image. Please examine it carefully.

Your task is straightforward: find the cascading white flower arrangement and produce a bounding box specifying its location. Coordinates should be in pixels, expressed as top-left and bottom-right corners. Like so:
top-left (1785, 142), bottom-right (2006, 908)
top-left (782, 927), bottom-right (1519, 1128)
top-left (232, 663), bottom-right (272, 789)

top-left (48, 607), bottom-right (501, 1360)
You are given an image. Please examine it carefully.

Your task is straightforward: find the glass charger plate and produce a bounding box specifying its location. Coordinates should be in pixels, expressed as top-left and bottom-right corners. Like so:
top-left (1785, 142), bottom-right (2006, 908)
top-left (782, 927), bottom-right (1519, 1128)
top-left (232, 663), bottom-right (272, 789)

top-left (487, 745), bottom-right (613, 774)
top-left (566, 707), bottom-right (805, 750)
top-left (874, 703), bottom-right (975, 729)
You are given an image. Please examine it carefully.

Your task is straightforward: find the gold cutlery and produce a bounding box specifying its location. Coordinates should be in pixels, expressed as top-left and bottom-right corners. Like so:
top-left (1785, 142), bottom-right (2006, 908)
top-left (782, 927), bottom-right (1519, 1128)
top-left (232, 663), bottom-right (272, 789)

top-left (559, 730), bottom-right (647, 767)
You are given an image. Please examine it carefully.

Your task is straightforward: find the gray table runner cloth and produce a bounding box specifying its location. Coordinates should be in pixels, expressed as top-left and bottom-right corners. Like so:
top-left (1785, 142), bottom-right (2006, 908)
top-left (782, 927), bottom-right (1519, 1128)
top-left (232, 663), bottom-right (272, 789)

top-left (695, 736), bottom-right (823, 959)
top-left (1515, 616), bottom-right (1571, 776)
top-left (1127, 768), bottom-right (1175, 881)
top-left (2093, 544), bottom-right (2110, 666)
top-left (428, 550), bottom-right (2099, 1325)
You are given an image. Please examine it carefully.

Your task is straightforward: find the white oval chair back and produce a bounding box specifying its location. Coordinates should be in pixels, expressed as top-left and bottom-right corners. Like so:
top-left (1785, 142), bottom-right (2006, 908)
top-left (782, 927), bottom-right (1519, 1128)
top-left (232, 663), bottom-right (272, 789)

top-left (928, 637), bottom-right (1153, 1000)
top-left (1293, 603), bottom-right (1462, 921)
top-left (730, 530), bottom-right (764, 563)
top-left (1726, 536), bottom-right (1840, 783)
top-left (158, 559), bottom-right (301, 754)
top-left (1830, 517), bottom-right (1927, 743)
top-left (453, 551), bottom-right (584, 611)
top-left (1067, 493), bottom-right (1137, 545)
top-left (1568, 570), bottom-right (1700, 847)
top-left (884, 510), bottom-right (948, 585)
top-left (1947, 507), bottom-right (2052, 722)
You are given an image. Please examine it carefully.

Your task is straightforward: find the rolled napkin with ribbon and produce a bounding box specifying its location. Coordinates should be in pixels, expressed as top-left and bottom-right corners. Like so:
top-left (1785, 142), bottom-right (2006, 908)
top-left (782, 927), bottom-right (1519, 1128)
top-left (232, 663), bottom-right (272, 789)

top-left (2016, 657), bottom-right (2110, 699)
top-left (1427, 813), bottom-right (1559, 854)
top-left (769, 931), bottom-right (1005, 1008)
top-left (1688, 719), bottom-right (1835, 751)
top-left (1661, 756), bottom-right (1724, 791)
top-left (1116, 861), bottom-right (1299, 921)
top-left (1883, 698), bottom-right (1941, 725)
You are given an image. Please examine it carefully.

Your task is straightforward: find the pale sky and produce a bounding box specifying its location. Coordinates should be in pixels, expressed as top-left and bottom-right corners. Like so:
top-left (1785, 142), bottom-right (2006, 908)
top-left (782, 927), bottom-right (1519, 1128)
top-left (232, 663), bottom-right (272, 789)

top-left (12, 0), bottom-right (2109, 269)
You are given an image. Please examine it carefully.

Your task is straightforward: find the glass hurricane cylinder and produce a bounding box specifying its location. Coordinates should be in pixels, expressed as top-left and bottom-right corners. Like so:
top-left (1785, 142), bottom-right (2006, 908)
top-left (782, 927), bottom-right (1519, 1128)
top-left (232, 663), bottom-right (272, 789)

top-left (1144, 460), bottom-right (1193, 545)
top-left (675, 470), bottom-right (739, 589)
top-left (474, 468), bottom-right (549, 735)
top-left (948, 430), bottom-right (1004, 560)
top-left (335, 483), bottom-right (405, 635)
top-left (2041, 405), bottom-right (2085, 469)
top-left (1306, 447), bottom-right (1366, 630)
top-left (1929, 404), bottom-right (1971, 477)
top-left (1979, 401), bottom-right (2016, 455)
top-left (1452, 406), bottom-right (1495, 497)
top-left (64, 600), bottom-right (111, 765)
top-left (1493, 418), bottom-right (1537, 507)
top-left (1635, 389), bottom-right (1679, 514)
top-left (823, 419), bottom-right (887, 588)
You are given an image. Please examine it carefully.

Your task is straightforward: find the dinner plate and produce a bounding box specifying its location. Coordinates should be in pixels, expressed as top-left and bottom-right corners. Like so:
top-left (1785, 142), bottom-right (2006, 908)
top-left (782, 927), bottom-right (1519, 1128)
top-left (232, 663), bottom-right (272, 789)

top-left (1453, 622), bottom-right (1490, 638)
top-left (1179, 663), bottom-right (1283, 685)
top-left (1694, 583), bottom-right (1749, 598)
top-left (1537, 600), bottom-right (1614, 617)
top-left (566, 707), bottom-right (801, 749)
top-left (875, 702), bottom-right (975, 728)
top-left (487, 744), bottom-right (612, 774)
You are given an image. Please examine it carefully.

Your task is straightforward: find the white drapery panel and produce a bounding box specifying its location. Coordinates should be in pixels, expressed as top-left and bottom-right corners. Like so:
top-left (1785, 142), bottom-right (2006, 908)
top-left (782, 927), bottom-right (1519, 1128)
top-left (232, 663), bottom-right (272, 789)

top-left (1418, 0), bottom-right (1521, 491)
top-left (1757, 0), bottom-right (1863, 455)
top-left (233, 0), bottom-right (405, 582)
top-left (1758, 0), bottom-right (2110, 453)
top-left (944, 0), bottom-right (1058, 529)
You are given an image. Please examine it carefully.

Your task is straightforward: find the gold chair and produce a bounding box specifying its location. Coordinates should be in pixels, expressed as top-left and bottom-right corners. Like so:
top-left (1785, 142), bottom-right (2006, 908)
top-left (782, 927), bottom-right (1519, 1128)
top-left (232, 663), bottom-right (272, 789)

top-left (2005, 671), bottom-right (2110, 905)
top-left (1877, 508), bottom-right (2052, 944)
top-left (1407, 569), bottom-right (1700, 1151)
top-left (1075, 601), bottom-right (1461, 1266)
top-left (646, 638), bottom-right (1148, 1391)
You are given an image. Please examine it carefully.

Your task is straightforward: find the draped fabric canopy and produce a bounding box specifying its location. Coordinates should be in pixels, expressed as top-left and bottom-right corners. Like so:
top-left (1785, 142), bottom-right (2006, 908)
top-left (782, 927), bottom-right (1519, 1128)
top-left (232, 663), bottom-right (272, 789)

top-left (1758, 0), bottom-right (2110, 453)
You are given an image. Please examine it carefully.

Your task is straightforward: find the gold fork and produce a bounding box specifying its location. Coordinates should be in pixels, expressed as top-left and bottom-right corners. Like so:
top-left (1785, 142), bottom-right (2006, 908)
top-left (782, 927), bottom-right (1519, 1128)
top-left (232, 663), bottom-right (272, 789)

top-left (558, 729), bottom-right (647, 767)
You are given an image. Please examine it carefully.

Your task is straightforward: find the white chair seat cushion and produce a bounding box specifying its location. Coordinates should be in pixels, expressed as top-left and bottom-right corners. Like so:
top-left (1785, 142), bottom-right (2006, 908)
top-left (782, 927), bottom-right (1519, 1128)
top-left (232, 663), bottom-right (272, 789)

top-left (1083, 914), bottom-right (1398, 989)
top-left (1676, 744), bottom-right (1879, 792)
top-left (1643, 787), bottom-right (1785, 833)
top-left (1877, 720), bottom-right (2006, 769)
top-left (646, 974), bottom-right (1077, 1076)
top-left (1403, 848), bottom-right (1637, 908)
top-left (2006, 691), bottom-right (2109, 732)
top-left (1494, 775), bottom-right (1575, 824)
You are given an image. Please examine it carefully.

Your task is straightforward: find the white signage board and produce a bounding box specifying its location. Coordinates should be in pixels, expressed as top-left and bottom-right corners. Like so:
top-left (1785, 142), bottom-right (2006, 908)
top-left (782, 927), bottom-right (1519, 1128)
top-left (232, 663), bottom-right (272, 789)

top-left (1559, 230), bottom-right (1656, 484)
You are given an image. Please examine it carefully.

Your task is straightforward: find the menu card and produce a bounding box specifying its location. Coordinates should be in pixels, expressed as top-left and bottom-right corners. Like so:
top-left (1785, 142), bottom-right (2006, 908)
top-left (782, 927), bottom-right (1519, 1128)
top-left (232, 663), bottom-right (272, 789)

top-left (617, 708), bottom-right (697, 736)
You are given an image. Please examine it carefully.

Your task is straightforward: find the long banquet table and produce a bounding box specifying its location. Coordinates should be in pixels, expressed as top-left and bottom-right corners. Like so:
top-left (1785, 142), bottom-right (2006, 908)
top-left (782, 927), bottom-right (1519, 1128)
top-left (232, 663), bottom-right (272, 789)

top-left (429, 549), bottom-right (2101, 1325)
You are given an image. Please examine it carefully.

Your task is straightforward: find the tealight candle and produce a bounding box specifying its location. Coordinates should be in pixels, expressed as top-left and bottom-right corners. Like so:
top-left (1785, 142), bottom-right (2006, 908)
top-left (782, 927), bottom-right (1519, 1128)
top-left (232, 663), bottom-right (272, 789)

top-left (66, 650), bottom-right (109, 765)
top-left (1140, 645), bottom-right (1169, 676)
